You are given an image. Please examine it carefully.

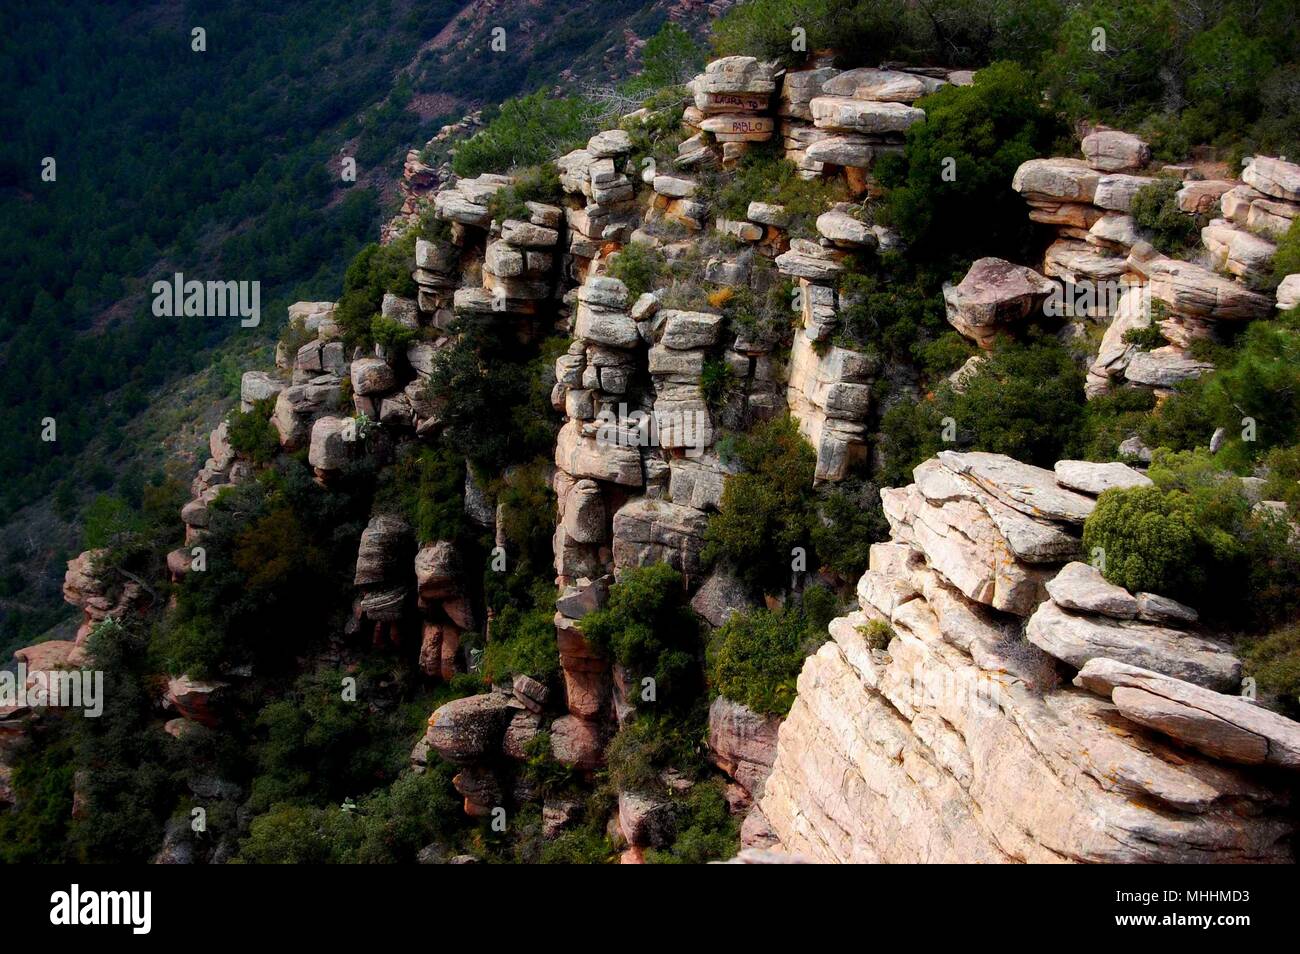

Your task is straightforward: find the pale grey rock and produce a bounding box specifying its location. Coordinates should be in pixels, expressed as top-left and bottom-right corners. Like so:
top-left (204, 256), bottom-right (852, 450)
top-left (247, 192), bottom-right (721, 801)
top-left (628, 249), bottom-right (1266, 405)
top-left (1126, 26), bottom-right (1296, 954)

top-left (1053, 460), bottom-right (1153, 495)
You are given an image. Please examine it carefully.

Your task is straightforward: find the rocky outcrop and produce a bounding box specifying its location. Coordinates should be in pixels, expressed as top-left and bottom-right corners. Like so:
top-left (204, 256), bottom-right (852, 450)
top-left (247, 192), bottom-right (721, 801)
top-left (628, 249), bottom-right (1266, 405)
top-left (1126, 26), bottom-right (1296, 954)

top-left (759, 452), bottom-right (1297, 863)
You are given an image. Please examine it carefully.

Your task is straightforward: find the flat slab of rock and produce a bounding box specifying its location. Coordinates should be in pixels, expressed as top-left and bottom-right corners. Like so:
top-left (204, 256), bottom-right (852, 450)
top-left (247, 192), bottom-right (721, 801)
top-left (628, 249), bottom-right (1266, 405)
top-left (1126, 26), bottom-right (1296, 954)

top-left (1076, 658), bottom-right (1300, 770)
top-left (1053, 460), bottom-right (1152, 495)
top-left (809, 97), bottom-right (924, 135)
top-left (1012, 158), bottom-right (1100, 203)
top-left (1026, 600), bottom-right (1241, 690)
top-left (821, 67), bottom-right (943, 102)
top-left (1046, 562), bottom-right (1138, 618)
top-left (937, 451), bottom-right (1097, 523)
top-left (1124, 346), bottom-right (1214, 388)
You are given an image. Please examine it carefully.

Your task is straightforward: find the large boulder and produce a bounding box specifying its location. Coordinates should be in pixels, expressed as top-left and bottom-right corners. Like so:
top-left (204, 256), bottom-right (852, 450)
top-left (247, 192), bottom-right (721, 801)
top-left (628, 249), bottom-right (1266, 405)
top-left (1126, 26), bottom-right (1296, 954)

top-left (354, 514), bottom-right (411, 586)
top-left (423, 693), bottom-right (513, 765)
top-left (1080, 129), bottom-right (1151, 173)
top-left (943, 258), bottom-right (1056, 348)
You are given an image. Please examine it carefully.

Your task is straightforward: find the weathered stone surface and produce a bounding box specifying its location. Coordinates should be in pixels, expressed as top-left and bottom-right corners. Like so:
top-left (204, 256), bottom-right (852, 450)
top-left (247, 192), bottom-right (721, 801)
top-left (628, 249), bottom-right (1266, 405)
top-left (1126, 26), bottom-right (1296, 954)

top-left (562, 479), bottom-right (606, 544)
top-left (555, 420), bottom-right (642, 487)
top-left (1128, 243), bottom-right (1272, 321)
top-left (415, 541), bottom-right (460, 600)
top-left (424, 693), bottom-right (513, 765)
top-left (1177, 179), bottom-right (1235, 214)
top-left (1242, 155), bottom-right (1300, 202)
top-left (1080, 129), bottom-right (1151, 173)
top-left (786, 332), bottom-right (872, 482)
top-left (809, 97), bottom-right (924, 134)
top-left (240, 371), bottom-right (284, 411)
top-left (307, 416), bottom-right (352, 472)
top-left (1202, 218), bottom-right (1277, 282)
top-left (350, 358), bottom-right (395, 396)
top-left (778, 67), bottom-right (837, 119)
top-left (1026, 599), bottom-right (1240, 690)
top-left (776, 239), bottom-right (845, 281)
top-left (658, 310), bottom-right (722, 349)
top-left (816, 205), bottom-right (875, 246)
top-left (805, 134), bottom-right (874, 168)
top-left (576, 303), bottom-right (639, 349)
top-left (354, 514), bottom-right (411, 585)
top-left (1124, 347), bottom-right (1215, 388)
top-left (1045, 562), bottom-right (1139, 618)
top-left (1277, 273), bottom-right (1300, 311)
top-left (618, 790), bottom-right (676, 848)
top-left (760, 605), bottom-right (1290, 862)
top-left (1075, 659), bottom-right (1300, 770)
top-left (1093, 174), bottom-right (1162, 213)
top-left (611, 497), bottom-right (708, 581)
top-left (1012, 158), bottom-right (1100, 203)
top-left (691, 567), bottom-right (756, 628)
top-left (1053, 460), bottom-right (1152, 495)
top-left (550, 715), bottom-right (605, 769)
top-left (708, 696), bottom-right (782, 798)
top-left (695, 56), bottom-right (777, 94)
top-left (821, 67), bottom-right (943, 102)
top-left (937, 451), bottom-right (1097, 524)
top-left (653, 175), bottom-right (697, 198)
top-left (943, 258), bottom-right (1056, 347)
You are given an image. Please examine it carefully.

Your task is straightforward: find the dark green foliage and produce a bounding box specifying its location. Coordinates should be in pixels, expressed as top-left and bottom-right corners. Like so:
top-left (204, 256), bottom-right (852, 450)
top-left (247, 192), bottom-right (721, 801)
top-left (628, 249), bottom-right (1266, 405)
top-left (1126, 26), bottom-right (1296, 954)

top-left (703, 416), bottom-right (817, 591)
top-left (158, 455), bottom-right (373, 677)
top-left (1076, 387), bottom-right (1158, 462)
top-left (374, 444), bottom-right (468, 544)
top-left (710, 150), bottom-right (846, 238)
top-left (836, 254), bottom-right (956, 364)
top-left (236, 761), bottom-right (461, 863)
top-left (1142, 311), bottom-right (1300, 470)
top-left (581, 565), bottom-right (701, 700)
top-left (1243, 624), bottom-right (1300, 719)
top-left (876, 61), bottom-right (1063, 266)
top-left (0, 721), bottom-right (75, 863)
top-left (811, 478), bottom-right (891, 578)
top-left (487, 163), bottom-right (564, 223)
top-left (605, 708), bottom-right (708, 792)
top-left (483, 592), bottom-right (561, 683)
top-left (248, 666), bottom-right (413, 813)
top-left (1273, 218), bottom-right (1300, 286)
top-left (226, 399), bottom-right (281, 466)
top-left (624, 21), bottom-right (707, 96)
top-left (705, 585), bottom-right (836, 717)
top-left (878, 334), bottom-right (1086, 487)
top-left (1130, 179), bottom-right (1199, 256)
top-left (452, 93), bottom-right (596, 177)
top-left (334, 233), bottom-right (420, 348)
top-left (606, 242), bottom-right (667, 299)
top-left (1082, 450), bottom-right (1300, 629)
top-left (700, 357), bottom-right (737, 409)
top-left (428, 320), bottom-right (565, 474)
top-left (712, 0), bottom-right (1059, 68)
top-left (643, 779), bottom-right (739, 864)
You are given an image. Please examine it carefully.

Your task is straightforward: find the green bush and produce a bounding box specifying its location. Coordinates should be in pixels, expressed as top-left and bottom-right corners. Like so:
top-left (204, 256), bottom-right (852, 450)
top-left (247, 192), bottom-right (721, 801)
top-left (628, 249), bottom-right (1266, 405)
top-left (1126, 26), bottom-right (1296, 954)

top-left (1130, 179), bottom-right (1199, 256)
top-left (1243, 624), bottom-right (1300, 719)
top-left (878, 334), bottom-right (1086, 487)
top-left (606, 242), bottom-right (667, 299)
top-left (452, 92), bottom-right (595, 177)
top-left (605, 709), bottom-right (707, 792)
top-left (1082, 450), bottom-right (1300, 628)
top-left (1273, 217), bottom-right (1300, 288)
top-left (644, 779), bottom-right (738, 864)
top-left (487, 163), bottom-right (563, 223)
top-left (705, 588), bottom-right (834, 716)
top-left (703, 416), bottom-right (817, 591)
top-left (226, 398), bottom-right (281, 466)
top-left (876, 61), bottom-right (1062, 265)
top-left (334, 233), bottom-right (419, 348)
top-left (811, 478), bottom-right (890, 578)
top-left (580, 564), bottom-right (700, 699)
